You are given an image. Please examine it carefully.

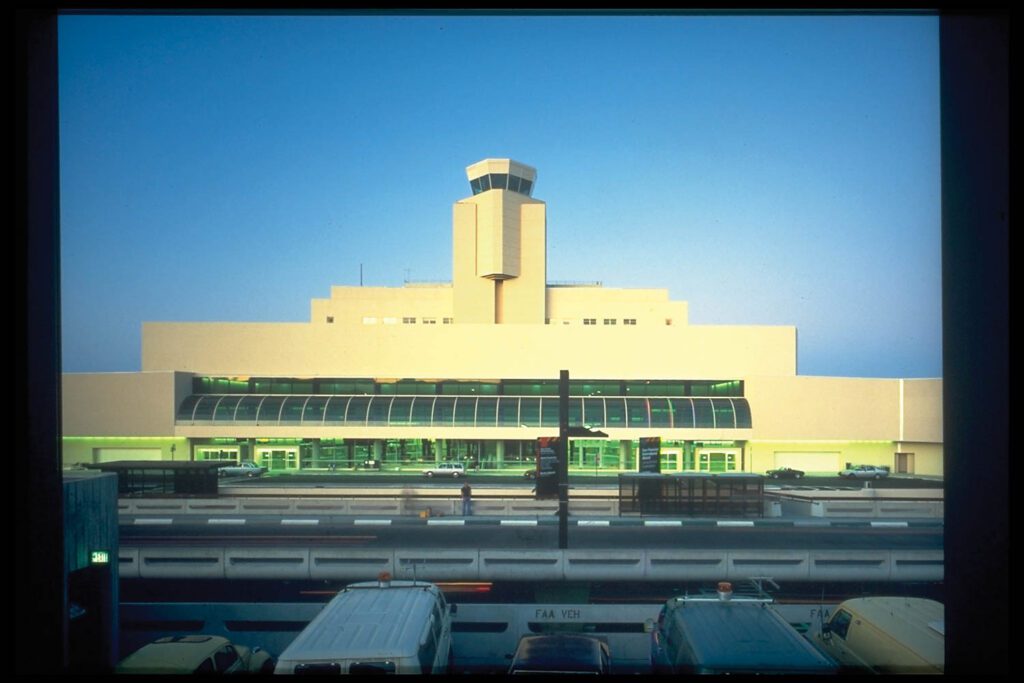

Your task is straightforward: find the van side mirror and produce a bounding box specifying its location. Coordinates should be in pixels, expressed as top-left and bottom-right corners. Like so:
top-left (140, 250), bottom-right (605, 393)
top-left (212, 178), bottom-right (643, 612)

top-left (449, 604), bottom-right (458, 615)
top-left (820, 622), bottom-right (832, 639)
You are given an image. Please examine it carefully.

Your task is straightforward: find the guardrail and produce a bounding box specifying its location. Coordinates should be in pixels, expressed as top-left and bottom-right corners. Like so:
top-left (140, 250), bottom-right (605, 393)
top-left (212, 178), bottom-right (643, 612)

top-left (118, 545), bottom-right (944, 584)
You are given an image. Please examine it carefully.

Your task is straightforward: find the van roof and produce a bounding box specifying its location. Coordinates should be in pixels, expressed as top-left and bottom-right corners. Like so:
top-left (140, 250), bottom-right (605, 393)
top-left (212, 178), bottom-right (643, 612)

top-left (278, 583), bottom-right (442, 663)
top-left (668, 601), bottom-right (837, 673)
top-left (835, 597), bottom-right (944, 668)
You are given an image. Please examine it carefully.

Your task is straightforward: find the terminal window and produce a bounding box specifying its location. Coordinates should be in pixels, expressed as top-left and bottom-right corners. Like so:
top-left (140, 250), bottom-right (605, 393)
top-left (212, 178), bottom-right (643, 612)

top-left (584, 318), bottom-right (596, 325)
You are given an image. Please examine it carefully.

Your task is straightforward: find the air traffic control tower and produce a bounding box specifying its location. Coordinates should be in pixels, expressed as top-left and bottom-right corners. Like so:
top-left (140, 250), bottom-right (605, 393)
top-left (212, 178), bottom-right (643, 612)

top-left (453, 159), bottom-right (546, 325)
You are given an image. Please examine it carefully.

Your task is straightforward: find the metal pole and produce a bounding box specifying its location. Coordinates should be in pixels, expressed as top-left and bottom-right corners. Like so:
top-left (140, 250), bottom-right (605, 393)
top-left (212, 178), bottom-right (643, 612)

top-left (558, 370), bottom-right (569, 550)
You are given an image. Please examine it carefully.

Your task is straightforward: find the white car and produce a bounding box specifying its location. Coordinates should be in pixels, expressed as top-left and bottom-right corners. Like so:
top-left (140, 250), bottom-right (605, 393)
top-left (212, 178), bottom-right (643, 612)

top-left (218, 461), bottom-right (267, 478)
top-left (116, 635), bottom-right (274, 674)
top-left (422, 462), bottom-right (467, 478)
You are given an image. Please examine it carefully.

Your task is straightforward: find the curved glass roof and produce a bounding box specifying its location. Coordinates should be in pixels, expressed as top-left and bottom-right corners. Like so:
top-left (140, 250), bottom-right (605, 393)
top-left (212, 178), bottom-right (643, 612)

top-left (176, 395), bottom-right (752, 430)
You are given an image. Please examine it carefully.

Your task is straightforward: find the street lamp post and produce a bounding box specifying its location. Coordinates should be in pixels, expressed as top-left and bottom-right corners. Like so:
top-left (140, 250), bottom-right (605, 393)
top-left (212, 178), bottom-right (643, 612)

top-left (558, 371), bottom-right (569, 550)
top-left (557, 370), bottom-right (608, 551)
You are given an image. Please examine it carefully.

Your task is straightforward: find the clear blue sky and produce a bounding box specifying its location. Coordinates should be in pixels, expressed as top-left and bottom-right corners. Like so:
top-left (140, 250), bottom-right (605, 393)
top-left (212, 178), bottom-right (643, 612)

top-left (58, 13), bottom-right (941, 378)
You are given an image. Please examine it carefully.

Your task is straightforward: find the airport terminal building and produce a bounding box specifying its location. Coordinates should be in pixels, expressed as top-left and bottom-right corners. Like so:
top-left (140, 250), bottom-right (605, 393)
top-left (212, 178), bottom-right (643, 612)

top-left (62, 159), bottom-right (943, 476)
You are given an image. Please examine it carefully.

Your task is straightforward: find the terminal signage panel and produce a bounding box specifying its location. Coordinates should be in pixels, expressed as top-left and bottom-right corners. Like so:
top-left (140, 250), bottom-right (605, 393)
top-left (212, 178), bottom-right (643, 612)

top-left (534, 437), bottom-right (560, 498)
top-left (639, 436), bottom-right (661, 474)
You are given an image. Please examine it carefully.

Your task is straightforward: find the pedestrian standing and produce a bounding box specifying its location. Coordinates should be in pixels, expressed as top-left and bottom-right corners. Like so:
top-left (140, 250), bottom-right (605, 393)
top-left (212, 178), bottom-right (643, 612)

top-left (461, 481), bottom-right (472, 516)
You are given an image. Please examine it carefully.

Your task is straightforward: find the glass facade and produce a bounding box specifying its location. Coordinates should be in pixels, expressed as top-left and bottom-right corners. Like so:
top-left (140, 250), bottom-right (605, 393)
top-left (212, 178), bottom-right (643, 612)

top-left (190, 376), bottom-right (745, 398)
top-left (177, 393), bottom-right (752, 430)
top-left (179, 377), bottom-right (752, 473)
top-left (469, 173), bottom-right (533, 197)
top-left (188, 436), bottom-right (742, 473)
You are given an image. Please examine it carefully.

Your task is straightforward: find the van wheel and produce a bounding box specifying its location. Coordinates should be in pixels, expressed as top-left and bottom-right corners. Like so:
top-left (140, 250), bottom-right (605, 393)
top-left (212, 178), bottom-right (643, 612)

top-left (795, 473), bottom-right (803, 479)
top-left (452, 472), bottom-right (461, 478)
top-left (426, 471), bottom-right (434, 478)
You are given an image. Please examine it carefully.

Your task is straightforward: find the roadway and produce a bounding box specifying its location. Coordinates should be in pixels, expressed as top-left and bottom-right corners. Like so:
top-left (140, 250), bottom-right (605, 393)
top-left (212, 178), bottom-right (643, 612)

top-left (122, 515), bottom-right (942, 551)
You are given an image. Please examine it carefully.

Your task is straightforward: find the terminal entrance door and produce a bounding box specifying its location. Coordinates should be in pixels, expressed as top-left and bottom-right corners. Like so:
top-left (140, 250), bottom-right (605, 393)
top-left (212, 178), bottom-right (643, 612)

top-left (661, 448), bottom-right (683, 472)
top-left (699, 450), bottom-right (738, 472)
top-left (895, 452), bottom-right (915, 474)
top-left (256, 447), bottom-right (298, 471)
top-left (196, 446), bottom-right (240, 463)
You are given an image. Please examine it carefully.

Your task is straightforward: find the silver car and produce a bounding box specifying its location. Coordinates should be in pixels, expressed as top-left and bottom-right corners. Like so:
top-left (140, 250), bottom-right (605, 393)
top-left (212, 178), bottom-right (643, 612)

top-left (839, 465), bottom-right (890, 479)
top-left (218, 461), bottom-right (267, 478)
top-left (422, 462), bottom-right (467, 478)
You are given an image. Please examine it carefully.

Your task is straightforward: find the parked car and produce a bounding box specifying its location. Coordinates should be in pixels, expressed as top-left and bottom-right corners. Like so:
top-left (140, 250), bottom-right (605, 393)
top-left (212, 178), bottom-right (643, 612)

top-left (217, 461), bottom-right (267, 478)
top-left (814, 597), bottom-right (944, 673)
top-left (764, 467), bottom-right (805, 480)
top-left (116, 635), bottom-right (274, 674)
top-left (507, 634), bottom-right (611, 675)
top-left (422, 462), bottom-right (467, 478)
top-left (275, 577), bottom-right (455, 675)
top-left (839, 465), bottom-right (890, 479)
top-left (650, 589), bottom-right (836, 675)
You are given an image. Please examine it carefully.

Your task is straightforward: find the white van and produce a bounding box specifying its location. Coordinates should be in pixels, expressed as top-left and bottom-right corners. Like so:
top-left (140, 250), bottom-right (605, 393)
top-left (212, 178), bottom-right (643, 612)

top-left (274, 577), bottom-right (454, 675)
top-left (815, 597), bottom-right (944, 674)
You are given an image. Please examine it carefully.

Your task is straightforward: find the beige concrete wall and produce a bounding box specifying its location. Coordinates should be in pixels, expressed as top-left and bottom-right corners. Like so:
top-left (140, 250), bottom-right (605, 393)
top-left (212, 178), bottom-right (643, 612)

top-left (61, 436), bottom-right (189, 467)
top-left (546, 286), bottom-right (689, 326)
top-left (897, 442), bottom-right (943, 476)
top-left (143, 320), bottom-right (797, 379)
top-left (746, 376), bottom-right (902, 440)
top-left (452, 202), bottom-right (494, 323)
top-left (746, 440), bottom-right (900, 474)
top-left (901, 378), bottom-right (943, 442)
top-left (62, 371), bottom-right (184, 436)
top-left (311, 286), bottom-right (453, 325)
top-left (501, 202), bottom-right (546, 324)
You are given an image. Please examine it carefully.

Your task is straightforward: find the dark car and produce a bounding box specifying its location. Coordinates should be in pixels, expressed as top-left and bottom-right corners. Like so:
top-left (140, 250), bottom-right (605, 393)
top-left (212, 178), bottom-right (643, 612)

top-left (764, 467), bottom-right (805, 480)
top-left (507, 634), bottom-right (610, 675)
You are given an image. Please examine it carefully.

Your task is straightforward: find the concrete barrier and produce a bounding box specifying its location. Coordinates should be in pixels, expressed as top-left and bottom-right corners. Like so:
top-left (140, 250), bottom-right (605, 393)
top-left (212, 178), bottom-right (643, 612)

top-left (119, 547), bottom-right (140, 579)
top-left (809, 551), bottom-right (891, 581)
top-left (727, 550), bottom-right (810, 581)
top-left (310, 550), bottom-right (394, 581)
top-left (479, 551), bottom-right (564, 581)
top-left (138, 547), bottom-right (225, 579)
top-left (564, 551), bottom-right (645, 581)
top-left (225, 548), bottom-right (311, 580)
top-left (645, 550), bottom-right (728, 581)
top-left (890, 550), bottom-right (944, 582)
top-left (394, 550), bottom-right (480, 581)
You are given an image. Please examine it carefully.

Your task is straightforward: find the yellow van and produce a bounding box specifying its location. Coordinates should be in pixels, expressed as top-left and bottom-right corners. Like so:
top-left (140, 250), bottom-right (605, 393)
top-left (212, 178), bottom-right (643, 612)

top-left (815, 597), bottom-right (944, 674)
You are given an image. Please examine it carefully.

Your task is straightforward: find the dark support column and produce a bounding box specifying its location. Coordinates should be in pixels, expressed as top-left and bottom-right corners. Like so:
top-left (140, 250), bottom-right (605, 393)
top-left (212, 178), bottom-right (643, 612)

top-left (17, 10), bottom-right (64, 674)
top-left (558, 370), bottom-right (569, 550)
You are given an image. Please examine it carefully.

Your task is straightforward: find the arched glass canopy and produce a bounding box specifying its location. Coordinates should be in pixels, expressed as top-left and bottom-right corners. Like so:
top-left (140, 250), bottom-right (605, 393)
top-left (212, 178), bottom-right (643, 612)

top-left (176, 395), bottom-right (752, 429)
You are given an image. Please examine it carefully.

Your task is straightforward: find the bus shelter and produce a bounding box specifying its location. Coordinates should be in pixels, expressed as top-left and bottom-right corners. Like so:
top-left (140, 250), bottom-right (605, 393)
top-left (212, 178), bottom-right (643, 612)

top-left (618, 472), bottom-right (764, 517)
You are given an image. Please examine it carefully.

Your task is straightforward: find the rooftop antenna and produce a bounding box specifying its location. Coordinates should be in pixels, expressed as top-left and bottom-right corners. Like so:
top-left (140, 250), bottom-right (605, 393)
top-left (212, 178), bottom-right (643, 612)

top-left (360, 263), bottom-right (363, 287)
